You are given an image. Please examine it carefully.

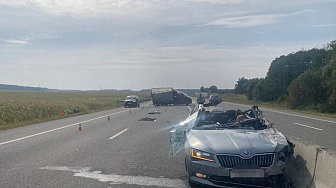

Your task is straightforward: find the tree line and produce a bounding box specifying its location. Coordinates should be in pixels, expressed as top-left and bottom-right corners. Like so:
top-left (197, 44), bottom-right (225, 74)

top-left (234, 40), bottom-right (336, 113)
top-left (200, 85), bottom-right (232, 94)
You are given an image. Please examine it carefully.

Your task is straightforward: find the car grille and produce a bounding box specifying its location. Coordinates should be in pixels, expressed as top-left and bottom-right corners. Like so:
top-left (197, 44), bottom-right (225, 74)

top-left (217, 154), bottom-right (274, 168)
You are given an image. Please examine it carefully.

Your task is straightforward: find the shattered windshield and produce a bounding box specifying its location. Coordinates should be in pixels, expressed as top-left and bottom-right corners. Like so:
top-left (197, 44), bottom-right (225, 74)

top-left (126, 96), bottom-right (137, 100)
top-left (193, 119), bottom-right (267, 131)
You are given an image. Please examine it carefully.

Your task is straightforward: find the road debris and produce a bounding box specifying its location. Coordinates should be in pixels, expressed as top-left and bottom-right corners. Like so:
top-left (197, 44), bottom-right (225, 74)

top-left (138, 117), bottom-right (157, 121)
top-left (148, 111), bottom-right (161, 114)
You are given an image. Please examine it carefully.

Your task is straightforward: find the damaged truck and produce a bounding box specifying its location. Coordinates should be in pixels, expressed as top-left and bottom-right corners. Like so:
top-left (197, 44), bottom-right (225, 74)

top-left (151, 87), bottom-right (192, 106)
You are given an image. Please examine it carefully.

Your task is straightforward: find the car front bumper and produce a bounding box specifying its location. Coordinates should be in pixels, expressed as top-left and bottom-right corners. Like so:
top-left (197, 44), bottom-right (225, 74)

top-left (124, 102), bottom-right (138, 107)
top-left (185, 154), bottom-right (285, 187)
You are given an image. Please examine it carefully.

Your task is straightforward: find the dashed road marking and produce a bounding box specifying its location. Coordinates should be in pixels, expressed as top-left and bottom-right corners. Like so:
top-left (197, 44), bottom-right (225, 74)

top-left (39, 166), bottom-right (186, 187)
top-left (294, 123), bottom-right (323, 131)
top-left (0, 109), bottom-right (129, 146)
top-left (223, 102), bottom-right (336, 124)
top-left (109, 128), bottom-right (129, 140)
top-left (267, 109), bottom-right (336, 124)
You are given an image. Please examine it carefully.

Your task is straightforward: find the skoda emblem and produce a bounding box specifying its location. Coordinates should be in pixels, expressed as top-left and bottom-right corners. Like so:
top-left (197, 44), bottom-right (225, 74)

top-left (243, 150), bottom-right (249, 155)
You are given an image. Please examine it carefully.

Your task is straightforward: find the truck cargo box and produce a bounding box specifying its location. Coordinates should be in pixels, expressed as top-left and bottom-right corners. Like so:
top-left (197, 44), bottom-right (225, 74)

top-left (151, 87), bottom-right (174, 106)
top-left (151, 87), bottom-right (192, 106)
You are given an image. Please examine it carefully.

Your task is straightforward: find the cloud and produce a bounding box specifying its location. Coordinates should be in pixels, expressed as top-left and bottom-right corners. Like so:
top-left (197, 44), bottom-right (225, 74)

top-left (1, 1), bottom-right (335, 90)
top-left (205, 10), bottom-right (312, 28)
top-left (206, 14), bottom-right (282, 28)
top-left (314, 23), bottom-right (336, 28)
top-left (187, 0), bottom-right (243, 4)
top-left (21, 33), bottom-right (60, 42)
top-left (0, 0), bottom-right (163, 18)
top-left (1, 34), bottom-right (59, 46)
top-left (1, 38), bottom-right (333, 90)
top-left (2, 39), bottom-right (29, 45)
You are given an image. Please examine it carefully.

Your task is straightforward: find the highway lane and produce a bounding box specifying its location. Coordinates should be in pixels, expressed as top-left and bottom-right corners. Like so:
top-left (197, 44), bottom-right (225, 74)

top-left (2, 101), bottom-right (334, 187)
top-left (0, 104), bottom-right (192, 188)
top-left (219, 102), bottom-right (336, 151)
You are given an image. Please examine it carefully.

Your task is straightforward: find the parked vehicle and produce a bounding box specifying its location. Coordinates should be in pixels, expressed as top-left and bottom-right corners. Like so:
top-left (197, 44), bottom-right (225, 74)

top-left (170, 105), bottom-right (294, 187)
top-left (124, 95), bottom-right (140, 108)
top-left (151, 87), bottom-right (192, 106)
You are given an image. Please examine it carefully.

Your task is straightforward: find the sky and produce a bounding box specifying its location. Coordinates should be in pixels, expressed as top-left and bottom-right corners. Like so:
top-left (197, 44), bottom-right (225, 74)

top-left (0, 0), bottom-right (335, 90)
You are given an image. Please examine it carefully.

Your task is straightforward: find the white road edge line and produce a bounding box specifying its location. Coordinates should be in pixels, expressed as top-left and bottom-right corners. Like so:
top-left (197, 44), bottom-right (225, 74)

top-left (267, 109), bottom-right (336, 124)
top-left (0, 109), bottom-right (129, 146)
top-left (109, 128), bottom-right (129, 140)
top-left (224, 102), bottom-right (336, 124)
top-left (294, 123), bottom-right (323, 131)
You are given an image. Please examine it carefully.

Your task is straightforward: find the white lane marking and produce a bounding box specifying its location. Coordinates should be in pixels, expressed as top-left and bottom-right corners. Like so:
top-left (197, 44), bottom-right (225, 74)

top-left (109, 128), bottom-right (129, 140)
top-left (40, 166), bottom-right (186, 188)
top-left (294, 123), bottom-right (323, 131)
top-left (266, 109), bottom-right (336, 124)
top-left (223, 102), bottom-right (336, 124)
top-left (0, 109), bottom-right (129, 146)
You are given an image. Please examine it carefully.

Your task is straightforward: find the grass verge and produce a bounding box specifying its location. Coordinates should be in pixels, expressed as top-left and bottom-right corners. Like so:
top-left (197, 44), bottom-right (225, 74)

top-left (0, 91), bottom-right (150, 131)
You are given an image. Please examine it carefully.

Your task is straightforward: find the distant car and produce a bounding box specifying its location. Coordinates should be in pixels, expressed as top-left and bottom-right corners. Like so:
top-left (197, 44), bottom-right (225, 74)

top-left (124, 95), bottom-right (140, 108)
top-left (209, 94), bottom-right (222, 105)
top-left (170, 105), bottom-right (294, 187)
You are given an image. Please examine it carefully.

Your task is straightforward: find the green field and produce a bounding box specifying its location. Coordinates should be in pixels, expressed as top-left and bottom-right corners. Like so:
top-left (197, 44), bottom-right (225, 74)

top-left (0, 91), bottom-right (150, 130)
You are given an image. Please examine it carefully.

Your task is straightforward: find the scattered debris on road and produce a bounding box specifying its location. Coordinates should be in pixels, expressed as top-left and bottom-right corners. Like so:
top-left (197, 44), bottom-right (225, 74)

top-left (138, 117), bottom-right (157, 121)
top-left (148, 111), bottom-right (161, 114)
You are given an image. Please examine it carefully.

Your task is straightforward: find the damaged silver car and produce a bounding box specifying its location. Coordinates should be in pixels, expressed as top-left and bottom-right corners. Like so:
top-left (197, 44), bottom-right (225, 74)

top-left (170, 105), bottom-right (294, 187)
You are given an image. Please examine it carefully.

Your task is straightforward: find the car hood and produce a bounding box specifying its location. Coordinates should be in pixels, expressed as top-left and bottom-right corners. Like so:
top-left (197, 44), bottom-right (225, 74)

top-left (188, 128), bottom-right (288, 158)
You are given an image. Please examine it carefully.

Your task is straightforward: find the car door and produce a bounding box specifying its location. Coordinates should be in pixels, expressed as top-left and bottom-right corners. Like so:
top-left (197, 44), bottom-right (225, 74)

top-left (170, 112), bottom-right (198, 156)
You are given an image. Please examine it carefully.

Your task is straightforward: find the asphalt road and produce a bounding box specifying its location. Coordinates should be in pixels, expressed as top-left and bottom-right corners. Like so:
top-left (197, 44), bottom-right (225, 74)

top-left (0, 103), bottom-right (192, 188)
top-left (1, 101), bottom-right (336, 188)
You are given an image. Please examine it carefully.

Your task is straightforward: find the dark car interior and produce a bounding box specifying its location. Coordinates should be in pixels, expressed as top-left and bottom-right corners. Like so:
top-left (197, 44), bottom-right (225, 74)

top-left (195, 108), bottom-right (267, 130)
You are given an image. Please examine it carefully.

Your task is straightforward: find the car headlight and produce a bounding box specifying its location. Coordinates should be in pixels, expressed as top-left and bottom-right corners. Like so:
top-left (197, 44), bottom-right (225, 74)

top-left (190, 148), bottom-right (215, 162)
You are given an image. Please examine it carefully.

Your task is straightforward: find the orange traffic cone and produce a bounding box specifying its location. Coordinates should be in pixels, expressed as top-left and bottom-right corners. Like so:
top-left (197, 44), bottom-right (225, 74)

top-left (78, 123), bottom-right (82, 131)
top-left (108, 115), bottom-right (110, 121)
